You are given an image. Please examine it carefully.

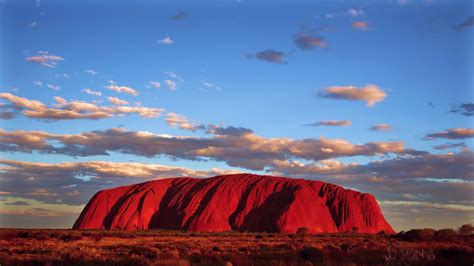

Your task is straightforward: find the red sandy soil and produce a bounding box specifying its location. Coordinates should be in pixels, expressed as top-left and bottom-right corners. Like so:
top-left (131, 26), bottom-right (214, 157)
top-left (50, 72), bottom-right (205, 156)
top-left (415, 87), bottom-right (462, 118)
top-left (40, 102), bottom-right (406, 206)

top-left (0, 229), bottom-right (472, 265)
top-left (74, 174), bottom-right (394, 234)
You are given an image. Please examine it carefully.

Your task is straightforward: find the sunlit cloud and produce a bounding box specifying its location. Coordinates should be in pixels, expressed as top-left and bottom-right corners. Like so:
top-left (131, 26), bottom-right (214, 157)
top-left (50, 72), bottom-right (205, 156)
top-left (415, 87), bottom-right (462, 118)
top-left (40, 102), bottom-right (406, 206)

top-left (0, 93), bottom-right (163, 120)
top-left (82, 88), bottom-right (102, 96)
top-left (379, 200), bottom-right (474, 212)
top-left (0, 127), bottom-right (411, 170)
top-left (304, 120), bottom-right (352, 127)
top-left (294, 34), bottom-right (326, 50)
top-left (352, 21), bottom-right (369, 30)
top-left (271, 149), bottom-right (473, 181)
top-left (108, 97), bottom-right (129, 105)
top-left (370, 124), bottom-right (392, 132)
top-left (165, 113), bottom-right (204, 131)
top-left (26, 51), bottom-right (64, 68)
top-left (0, 197), bottom-right (83, 217)
top-left (105, 84), bottom-right (138, 96)
top-left (0, 159), bottom-right (241, 205)
top-left (423, 128), bottom-right (474, 140)
top-left (319, 84), bottom-right (387, 107)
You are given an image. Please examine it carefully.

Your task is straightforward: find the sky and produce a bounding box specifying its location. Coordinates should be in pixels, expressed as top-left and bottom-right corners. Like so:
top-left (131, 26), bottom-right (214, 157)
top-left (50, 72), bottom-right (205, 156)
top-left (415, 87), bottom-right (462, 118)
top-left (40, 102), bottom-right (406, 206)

top-left (0, 0), bottom-right (473, 231)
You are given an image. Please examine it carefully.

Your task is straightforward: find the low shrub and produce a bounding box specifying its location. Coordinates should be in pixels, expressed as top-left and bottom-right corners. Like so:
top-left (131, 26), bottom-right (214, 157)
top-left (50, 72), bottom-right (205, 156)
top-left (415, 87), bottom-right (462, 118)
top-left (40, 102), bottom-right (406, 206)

top-left (458, 224), bottom-right (474, 236)
top-left (435, 228), bottom-right (457, 240)
top-left (296, 227), bottom-right (310, 236)
top-left (299, 246), bottom-right (323, 263)
top-left (396, 228), bottom-right (436, 242)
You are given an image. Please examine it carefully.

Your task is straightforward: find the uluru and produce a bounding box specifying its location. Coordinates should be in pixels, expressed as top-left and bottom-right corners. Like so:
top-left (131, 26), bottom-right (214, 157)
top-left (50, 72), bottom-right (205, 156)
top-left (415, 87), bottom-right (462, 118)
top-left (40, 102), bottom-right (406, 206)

top-left (73, 174), bottom-right (395, 234)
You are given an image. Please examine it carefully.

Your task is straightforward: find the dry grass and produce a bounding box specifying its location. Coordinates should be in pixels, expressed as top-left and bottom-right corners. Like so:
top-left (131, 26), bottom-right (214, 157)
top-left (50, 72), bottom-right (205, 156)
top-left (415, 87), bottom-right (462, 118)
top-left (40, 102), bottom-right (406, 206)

top-left (0, 229), bottom-right (472, 265)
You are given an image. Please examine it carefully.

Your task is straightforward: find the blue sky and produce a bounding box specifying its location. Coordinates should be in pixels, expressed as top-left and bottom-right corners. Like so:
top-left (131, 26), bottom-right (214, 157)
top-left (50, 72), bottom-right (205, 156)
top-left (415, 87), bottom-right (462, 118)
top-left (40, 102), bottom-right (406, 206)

top-left (0, 0), bottom-right (473, 230)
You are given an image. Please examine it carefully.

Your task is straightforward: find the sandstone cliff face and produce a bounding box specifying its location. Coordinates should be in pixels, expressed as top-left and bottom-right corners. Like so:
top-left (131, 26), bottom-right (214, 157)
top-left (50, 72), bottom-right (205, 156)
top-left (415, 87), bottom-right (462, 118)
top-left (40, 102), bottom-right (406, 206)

top-left (73, 174), bottom-right (395, 234)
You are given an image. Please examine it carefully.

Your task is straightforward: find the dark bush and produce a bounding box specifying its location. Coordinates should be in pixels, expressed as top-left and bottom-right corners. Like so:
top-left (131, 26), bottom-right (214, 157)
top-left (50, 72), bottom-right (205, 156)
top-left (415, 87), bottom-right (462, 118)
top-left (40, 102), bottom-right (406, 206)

top-left (458, 224), bottom-right (474, 236)
top-left (299, 246), bottom-right (323, 263)
top-left (350, 247), bottom-right (386, 264)
top-left (435, 246), bottom-right (473, 265)
top-left (16, 231), bottom-right (30, 238)
top-left (60, 234), bottom-right (83, 242)
top-left (296, 227), bottom-right (310, 235)
top-left (435, 228), bottom-right (457, 240)
top-left (397, 228), bottom-right (436, 242)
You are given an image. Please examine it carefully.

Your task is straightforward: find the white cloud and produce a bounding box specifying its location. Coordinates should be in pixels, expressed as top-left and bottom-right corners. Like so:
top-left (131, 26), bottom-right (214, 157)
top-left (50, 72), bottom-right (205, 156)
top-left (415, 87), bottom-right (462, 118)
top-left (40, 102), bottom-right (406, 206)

top-left (165, 71), bottom-right (183, 82)
top-left (85, 69), bottom-right (98, 76)
top-left (149, 81), bottom-right (161, 89)
top-left (26, 51), bottom-right (64, 68)
top-left (348, 9), bottom-right (364, 17)
top-left (158, 36), bottom-right (173, 45)
top-left (106, 84), bottom-right (138, 96)
top-left (47, 84), bottom-right (60, 91)
top-left (82, 88), bottom-right (102, 96)
top-left (108, 97), bottom-right (129, 105)
top-left (164, 79), bottom-right (177, 90)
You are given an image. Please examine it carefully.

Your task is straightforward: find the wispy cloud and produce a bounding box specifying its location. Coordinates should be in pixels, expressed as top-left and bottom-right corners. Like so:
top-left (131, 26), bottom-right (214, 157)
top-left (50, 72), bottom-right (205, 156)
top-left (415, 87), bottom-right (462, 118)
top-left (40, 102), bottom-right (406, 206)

top-left (105, 83), bottom-right (138, 96)
top-left (352, 21), bottom-right (369, 30)
top-left (370, 124), bottom-right (392, 132)
top-left (33, 81), bottom-right (43, 86)
top-left (294, 34), bottom-right (326, 50)
top-left (380, 200), bottom-right (474, 212)
top-left (0, 93), bottom-right (164, 120)
top-left (84, 69), bottom-right (98, 76)
top-left (165, 113), bottom-right (204, 131)
top-left (164, 71), bottom-right (183, 82)
top-left (254, 49), bottom-right (286, 64)
top-left (26, 51), bottom-right (64, 68)
top-left (108, 97), bottom-right (129, 105)
top-left (450, 103), bottom-right (473, 116)
top-left (47, 84), bottom-right (60, 91)
top-left (304, 120), bottom-right (351, 127)
top-left (348, 9), bottom-right (364, 17)
top-left (0, 160), bottom-right (240, 205)
top-left (149, 81), bottom-right (161, 89)
top-left (158, 36), bottom-right (173, 45)
top-left (423, 128), bottom-right (474, 140)
top-left (0, 126), bottom-right (410, 170)
top-left (433, 142), bottom-right (465, 150)
top-left (164, 80), bottom-right (177, 90)
top-left (199, 80), bottom-right (221, 91)
top-left (82, 88), bottom-right (102, 96)
top-left (169, 11), bottom-right (187, 21)
top-left (319, 84), bottom-right (387, 107)
top-left (271, 149), bottom-right (473, 182)
top-left (452, 16), bottom-right (474, 31)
